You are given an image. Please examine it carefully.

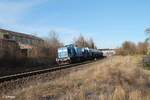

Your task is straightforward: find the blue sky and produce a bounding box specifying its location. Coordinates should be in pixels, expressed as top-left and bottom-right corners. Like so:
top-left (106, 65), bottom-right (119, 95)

top-left (0, 0), bottom-right (150, 48)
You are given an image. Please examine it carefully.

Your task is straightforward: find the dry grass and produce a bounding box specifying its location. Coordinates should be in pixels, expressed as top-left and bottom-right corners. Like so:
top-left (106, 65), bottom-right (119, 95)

top-left (1, 56), bottom-right (150, 100)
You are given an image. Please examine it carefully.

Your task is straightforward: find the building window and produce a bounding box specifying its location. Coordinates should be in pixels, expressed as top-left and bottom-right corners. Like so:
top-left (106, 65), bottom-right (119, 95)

top-left (3, 34), bottom-right (10, 39)
top-left (12, 36), bottom-right (16, 40)
top-left (27, 39), bottom-right (32, 45)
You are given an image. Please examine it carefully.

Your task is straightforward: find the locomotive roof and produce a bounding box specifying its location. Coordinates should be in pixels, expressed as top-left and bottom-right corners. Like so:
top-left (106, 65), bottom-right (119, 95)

top-left (0, 28), bottom-right (43, 41)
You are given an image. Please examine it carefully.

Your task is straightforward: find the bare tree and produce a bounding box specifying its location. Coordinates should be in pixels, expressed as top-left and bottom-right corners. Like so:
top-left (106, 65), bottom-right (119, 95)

top-left (87, 38), bottom-right (96, 49)
top-left (74, 34), bottom-right (96, 48)
top-left (145, 28), bottom-right (150, 43)
top-left (144, 28), bottom-right (150, 55)
top-left (44, 31), bottom-right (63, 62)
top-left (145, 28), bottom-right (150, 34)
top-left (137, 42), bottom-right (148, 55)
top-left (74, 34), bottom-right (87, 47)
top-left (123, 41), bottom-right (137, 55)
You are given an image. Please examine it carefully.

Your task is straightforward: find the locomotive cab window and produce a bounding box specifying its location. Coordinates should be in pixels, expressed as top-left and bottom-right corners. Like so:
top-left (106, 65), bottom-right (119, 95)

top-left (68, 48), bottom-right (71, 55)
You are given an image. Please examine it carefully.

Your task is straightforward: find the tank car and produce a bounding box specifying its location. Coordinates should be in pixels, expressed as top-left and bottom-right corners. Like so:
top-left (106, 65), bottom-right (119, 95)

top-left (88, 49), bottom-right (103, 59)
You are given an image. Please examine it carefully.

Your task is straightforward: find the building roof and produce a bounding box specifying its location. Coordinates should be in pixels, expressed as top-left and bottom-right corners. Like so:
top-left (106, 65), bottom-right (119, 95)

top-left (0, 28), bottom-right (43, 41)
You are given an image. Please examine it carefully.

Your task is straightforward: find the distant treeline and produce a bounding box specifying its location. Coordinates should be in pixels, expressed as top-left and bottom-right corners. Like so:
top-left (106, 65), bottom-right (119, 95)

top-left (116, 27), bottom-right (150, 56)
top-left (116, 41), bottom-right (148, 55)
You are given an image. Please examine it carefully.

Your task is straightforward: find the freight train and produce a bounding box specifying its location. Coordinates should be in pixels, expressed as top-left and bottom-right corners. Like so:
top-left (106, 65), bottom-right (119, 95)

top-left (56, 44), bottom-right (104, 65)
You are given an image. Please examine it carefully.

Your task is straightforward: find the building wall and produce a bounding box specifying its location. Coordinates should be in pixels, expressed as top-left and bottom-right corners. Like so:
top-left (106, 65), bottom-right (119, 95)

top-left (0, 31), bottom-right (8, 39)
top-left (0, 29), bottom-right (44, 47)
top-left (0, 29), bottom-right (49, 63)
top-left (0, 39), bottom-right (20, 60)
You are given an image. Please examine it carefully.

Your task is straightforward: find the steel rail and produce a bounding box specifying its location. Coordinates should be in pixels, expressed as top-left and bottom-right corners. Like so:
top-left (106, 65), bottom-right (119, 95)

top-left (0, 60), bottom-right (99, 83)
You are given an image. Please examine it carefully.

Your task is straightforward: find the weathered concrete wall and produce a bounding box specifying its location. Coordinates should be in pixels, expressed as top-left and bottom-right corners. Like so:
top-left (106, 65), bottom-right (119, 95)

top-left (0, 39), bottom-right (20, 60)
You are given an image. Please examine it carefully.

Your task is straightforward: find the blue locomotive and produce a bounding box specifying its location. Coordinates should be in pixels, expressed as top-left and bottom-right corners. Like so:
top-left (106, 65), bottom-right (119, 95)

top-left (56, 44), bottom-right (103, 65)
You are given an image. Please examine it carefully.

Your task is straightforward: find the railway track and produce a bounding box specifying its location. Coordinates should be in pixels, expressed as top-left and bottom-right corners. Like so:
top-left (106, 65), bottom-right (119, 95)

top-left (0, 59), bottom-right (101, 83)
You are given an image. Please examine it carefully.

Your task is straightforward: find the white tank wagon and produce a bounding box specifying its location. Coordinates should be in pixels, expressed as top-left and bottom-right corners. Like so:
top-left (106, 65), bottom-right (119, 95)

top-left (99, 49), bottom-right (116, 57)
